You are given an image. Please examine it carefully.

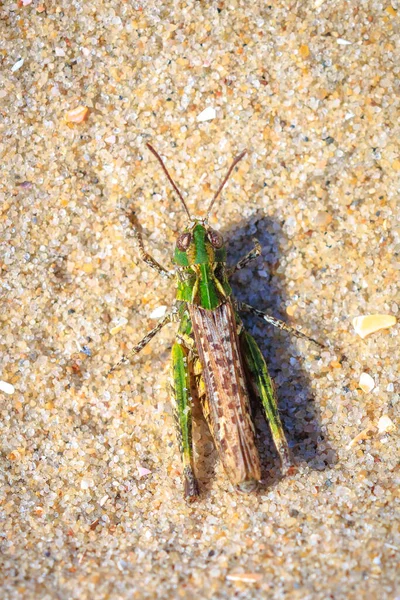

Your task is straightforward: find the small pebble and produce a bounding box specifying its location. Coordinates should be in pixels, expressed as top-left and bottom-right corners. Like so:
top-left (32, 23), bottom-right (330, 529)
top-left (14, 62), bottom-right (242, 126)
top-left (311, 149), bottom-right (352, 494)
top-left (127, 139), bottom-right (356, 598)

top-left (149, 305), bottom-right (167, 319)
top-left (312, 211), bottom-right (332, 227)
top-left (286, 304), bottom-right (298, 316)
top-left (11, 58), bottom-right (24, 72)
top-left (299, 45), bottom-right (310, 59)
top-left (110, 317), bottom-right (128, 335)
top-left (377, 416), bottom-right (396, 434)
top-left (352, 315), bottom-right (397, 339)
top-left (0, 380), bottom-right (15, 395)
top-left (137, 466), bottom-right (152, 478)
top-left (196, 107), bottom-right (216, 122)
top-left (17, 181), bottom-right (33, 189)
top-left (65, 106), bottom-right (89, 123)
top-left (359, 372), bottom-right (375, 393)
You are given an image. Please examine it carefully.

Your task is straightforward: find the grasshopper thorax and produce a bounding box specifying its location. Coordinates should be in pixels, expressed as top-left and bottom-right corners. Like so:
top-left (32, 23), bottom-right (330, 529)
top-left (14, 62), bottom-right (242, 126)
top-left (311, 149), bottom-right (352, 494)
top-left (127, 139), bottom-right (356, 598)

top-left (174, 222), bottom-right (231, 310)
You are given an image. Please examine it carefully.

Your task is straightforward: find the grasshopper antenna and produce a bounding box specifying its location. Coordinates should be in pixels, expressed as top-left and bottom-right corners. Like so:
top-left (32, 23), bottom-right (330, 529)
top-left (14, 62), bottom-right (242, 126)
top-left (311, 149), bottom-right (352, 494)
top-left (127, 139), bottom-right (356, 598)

top-left (206, 149), bottom-right (247, 220)
top-left (146, 143), bottom-right (191, 219)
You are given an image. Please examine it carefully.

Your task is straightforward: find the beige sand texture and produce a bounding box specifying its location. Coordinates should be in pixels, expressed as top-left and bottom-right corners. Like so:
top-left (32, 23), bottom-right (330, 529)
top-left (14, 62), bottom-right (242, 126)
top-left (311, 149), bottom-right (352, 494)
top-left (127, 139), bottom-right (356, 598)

top-left (1, 1), bottom-right (399, 599)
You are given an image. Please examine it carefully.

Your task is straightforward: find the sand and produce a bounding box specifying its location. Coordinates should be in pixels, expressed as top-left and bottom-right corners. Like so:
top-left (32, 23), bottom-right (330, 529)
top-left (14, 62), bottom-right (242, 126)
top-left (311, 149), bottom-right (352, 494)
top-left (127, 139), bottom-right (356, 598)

top-left (0, 1), bottom-right (399, 598)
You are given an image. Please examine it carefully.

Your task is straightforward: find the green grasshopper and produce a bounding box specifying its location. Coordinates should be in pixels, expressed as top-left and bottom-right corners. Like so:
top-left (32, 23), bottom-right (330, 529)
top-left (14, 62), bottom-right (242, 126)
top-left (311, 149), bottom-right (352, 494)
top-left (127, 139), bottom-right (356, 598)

top-left (109, 144), bottom-right (324, 500)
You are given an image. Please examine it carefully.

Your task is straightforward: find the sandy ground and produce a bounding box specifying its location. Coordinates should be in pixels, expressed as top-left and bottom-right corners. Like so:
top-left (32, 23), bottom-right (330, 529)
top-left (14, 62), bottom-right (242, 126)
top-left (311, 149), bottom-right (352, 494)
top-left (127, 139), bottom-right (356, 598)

top-left (1, 1), bottom-right (399, 598)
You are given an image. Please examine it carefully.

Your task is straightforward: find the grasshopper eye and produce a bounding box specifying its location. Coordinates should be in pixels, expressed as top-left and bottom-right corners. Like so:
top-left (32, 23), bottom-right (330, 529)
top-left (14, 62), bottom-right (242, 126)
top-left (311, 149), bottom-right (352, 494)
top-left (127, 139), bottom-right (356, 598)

top-left (208, 229), bottom-right (224, 249)
top-left (177, 232), bottom-right (192, 251)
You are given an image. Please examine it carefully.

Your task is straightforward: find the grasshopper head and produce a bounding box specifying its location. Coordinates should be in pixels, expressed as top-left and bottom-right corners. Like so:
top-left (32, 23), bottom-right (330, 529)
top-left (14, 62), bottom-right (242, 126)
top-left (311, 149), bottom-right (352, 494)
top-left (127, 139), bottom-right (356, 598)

top-left (174, 221), bottom-right (227, 267)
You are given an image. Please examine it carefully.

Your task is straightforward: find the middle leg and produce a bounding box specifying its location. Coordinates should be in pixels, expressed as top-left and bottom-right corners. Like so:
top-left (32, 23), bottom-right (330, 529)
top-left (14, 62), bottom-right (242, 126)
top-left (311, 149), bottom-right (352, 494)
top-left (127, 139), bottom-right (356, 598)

top-left (228, 239), bottom-right (261, 277)
top-left (238, 301), bottom-right (325, 348)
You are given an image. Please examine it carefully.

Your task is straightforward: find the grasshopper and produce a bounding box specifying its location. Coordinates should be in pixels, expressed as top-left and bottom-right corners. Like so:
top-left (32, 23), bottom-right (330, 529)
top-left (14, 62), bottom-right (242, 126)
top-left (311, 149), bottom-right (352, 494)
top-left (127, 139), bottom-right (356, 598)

top-left (109, 144), bottom-right (324, 500)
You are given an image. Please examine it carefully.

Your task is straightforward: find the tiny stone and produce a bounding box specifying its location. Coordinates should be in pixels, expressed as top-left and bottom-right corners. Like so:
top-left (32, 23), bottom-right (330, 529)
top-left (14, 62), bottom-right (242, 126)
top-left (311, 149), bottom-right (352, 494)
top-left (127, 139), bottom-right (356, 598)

top-left (0, 380), bottom-right (15, 395)
top-left (286, 304), bottom-right (298, 316)
top-left (110, 316), bottom-right (128, 335)
top-left (137, 466), bottom-right (152, 478)
top-left (377, 415), bottom-right (396, 433)
top-left (359, 372), bottom-right (375, 393)
top-left (11, 58), bottom-right (24, 72)
top-left (65, 106), bottom-right (89, 123)
top-left (299, 44), bottom-right (310, 59)
top-left (149, 305), bottom-right (167, 319)
top-left (312, 211), bottom-right (332, 227)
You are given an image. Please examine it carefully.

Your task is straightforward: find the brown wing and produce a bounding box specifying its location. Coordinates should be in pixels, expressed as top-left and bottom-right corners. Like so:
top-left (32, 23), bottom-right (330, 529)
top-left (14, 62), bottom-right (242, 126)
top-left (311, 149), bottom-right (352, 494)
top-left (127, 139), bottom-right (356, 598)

top-left (188, 300), bottom-right (261, 489)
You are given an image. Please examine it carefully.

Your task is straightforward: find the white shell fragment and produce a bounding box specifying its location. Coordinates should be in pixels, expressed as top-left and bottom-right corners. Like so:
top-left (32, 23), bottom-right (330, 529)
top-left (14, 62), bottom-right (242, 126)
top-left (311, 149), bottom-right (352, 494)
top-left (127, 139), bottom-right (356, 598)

top-left (149, 305), bottom-right (167, 319)
top-left (337, 38), bottom-right (352, 45)
top-left (359, 373), bottom-right (375, 393)
top-left (377, 416), bottom-right (396, 434)
top-left (11, 58), bottom-right (24, 72)
top-left (196, 106), bottom-right (216, 122)
top-left (0, 380), bottom-right (15, 395)
top-left (352, 314), bottom-right (397, 339)
top-left (65, 105), bottom-right (89, 123)
top-left (137, 466), bottom-right (152, 478)
top-left (99, 495), bottom-right (109, 506)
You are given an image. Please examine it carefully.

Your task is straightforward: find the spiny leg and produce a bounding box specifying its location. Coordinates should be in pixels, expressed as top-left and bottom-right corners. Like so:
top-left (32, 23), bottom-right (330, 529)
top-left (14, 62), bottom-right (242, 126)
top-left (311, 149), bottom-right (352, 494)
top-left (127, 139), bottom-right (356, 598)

top-left (238, 302), bottom-right (325, 349)
top-left (228, 240), bottom-right (262, 277)
top-left (170, 342), bottom-right (199, 501)
top-left (240, 330), bottom-right (291, 472)
top-left (127, 211), bottom-right (171, 278)
top-left (107, 313), bottom-right (171, 375)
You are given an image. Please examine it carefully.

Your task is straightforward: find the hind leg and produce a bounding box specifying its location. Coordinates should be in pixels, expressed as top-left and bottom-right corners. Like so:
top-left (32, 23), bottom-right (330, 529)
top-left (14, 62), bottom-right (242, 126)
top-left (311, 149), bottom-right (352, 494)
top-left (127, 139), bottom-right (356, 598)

top-left (170, 342), bottom-right (199, 500)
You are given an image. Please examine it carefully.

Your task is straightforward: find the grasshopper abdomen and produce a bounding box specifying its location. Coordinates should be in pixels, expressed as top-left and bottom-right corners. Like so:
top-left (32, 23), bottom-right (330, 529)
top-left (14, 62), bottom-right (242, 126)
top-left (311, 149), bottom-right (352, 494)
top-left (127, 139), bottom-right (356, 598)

top-left (189, 300), bottom-right (261, 493)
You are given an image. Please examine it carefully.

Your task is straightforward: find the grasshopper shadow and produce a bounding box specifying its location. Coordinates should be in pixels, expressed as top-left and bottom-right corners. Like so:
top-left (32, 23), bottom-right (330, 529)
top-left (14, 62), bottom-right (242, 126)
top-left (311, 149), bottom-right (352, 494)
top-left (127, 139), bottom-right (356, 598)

top-left (198, 211), bottom-right (337, 493)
